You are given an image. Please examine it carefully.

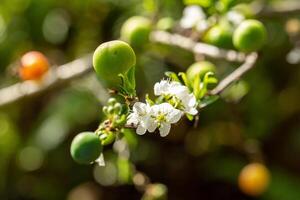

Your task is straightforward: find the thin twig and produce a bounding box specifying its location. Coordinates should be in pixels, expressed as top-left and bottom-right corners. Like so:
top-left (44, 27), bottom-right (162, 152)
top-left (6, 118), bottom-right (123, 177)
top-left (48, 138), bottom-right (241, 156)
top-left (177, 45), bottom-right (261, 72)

top-left (258, 3), bottom-right (300, 18)
top-left (150, 31), bottom-right (247, 62)
top-left (210, 53), bottom-right (258, 95)
top-left (0, 54), bottom-right (93, 107)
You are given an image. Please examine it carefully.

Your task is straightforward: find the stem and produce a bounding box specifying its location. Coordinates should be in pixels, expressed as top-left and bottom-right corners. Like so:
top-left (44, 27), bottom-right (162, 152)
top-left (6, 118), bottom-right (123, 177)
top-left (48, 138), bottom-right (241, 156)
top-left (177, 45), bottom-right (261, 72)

top-left (258, 3), bottom-right (300, 18)
top-left (210, 53), bottom-right (258, 95)
top-left (0, 54), bottom-right (93, 107)
top-left (150, 31), bottom-right (247, 62)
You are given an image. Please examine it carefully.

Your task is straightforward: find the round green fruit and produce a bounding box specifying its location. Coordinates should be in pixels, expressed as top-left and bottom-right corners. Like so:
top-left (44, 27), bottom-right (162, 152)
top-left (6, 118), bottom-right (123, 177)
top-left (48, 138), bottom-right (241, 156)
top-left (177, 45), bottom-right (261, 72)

top-left (203, 25), bottom-right (233, 49)
top-left (187, 61), bottom-right (216, 81)
top-left (233, 19), bottom-right (267, 52)
top-left (120, 16), bottom-right (152, 48)
top-left (93, 40), bottom-right (136, 86)
top-left (232, 3), bottom-right (254, 18)
top-left (70, 132), bottom-right (102, 164)
top-left (156, 17), bottom-right (174, 31)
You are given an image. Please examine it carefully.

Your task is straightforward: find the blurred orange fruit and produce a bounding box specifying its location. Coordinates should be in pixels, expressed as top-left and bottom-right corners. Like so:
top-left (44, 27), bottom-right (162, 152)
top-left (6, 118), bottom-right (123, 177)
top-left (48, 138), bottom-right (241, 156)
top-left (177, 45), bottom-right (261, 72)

top-left (19, 51), bottom-right (49, 81)
top-left (238, 163), bottom-right (270, 196)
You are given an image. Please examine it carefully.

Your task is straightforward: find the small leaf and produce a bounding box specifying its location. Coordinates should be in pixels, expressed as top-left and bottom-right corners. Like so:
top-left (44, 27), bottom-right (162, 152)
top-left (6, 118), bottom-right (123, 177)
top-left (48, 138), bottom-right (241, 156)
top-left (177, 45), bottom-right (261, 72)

top-left (178, 72), bottom-right (191, 90)
top-left (199, 95), bottom-right (219, 108)
top-left (145, 94), bottom-right (155, 106)
top-left (186, 114), bottom-right (194, 121)
top-left (198, 72), bottom-right (215, 98)
top-left (126, 66), bottom-right (136, 89)
top-left (184, 0), bottom-right (212, 7)
top-left (193, 73), bottom-right (201, 99)
top-left (165, 71), bottom-right (180, 82)
top-left (118, 67), bottom-right (137, 97)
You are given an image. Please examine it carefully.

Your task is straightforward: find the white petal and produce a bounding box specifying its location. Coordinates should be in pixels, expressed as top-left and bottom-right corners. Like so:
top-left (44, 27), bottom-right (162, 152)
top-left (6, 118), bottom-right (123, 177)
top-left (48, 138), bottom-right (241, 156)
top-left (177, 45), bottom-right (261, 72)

top-left (168, 109), bottom-right (182, 123)
top-left (147, 119), bottom-right (157, 132)
top-left (184, 6), bottom-right (205, 19)
top-left (180, 17), bottom-right (196, 29)
top-left (185, 107), bottom-right (198, 115)
top-left (196, 20), bottom-right (209, 32)
top-left (159, 123), bottom-right (171, 137)
top-left (134, 102), bottom-right (147, 114)
top-left (154, 80), bottom-right (169, 96)
top-left (154, 82), bottom-right (161, 95)
top-left (127, 113), bottom-right (139, 125)
top-left (95, 153), bottom-right (105, 166)
top-left (136, 125), bottom-right (147, 135)
top-left (227, 11), bottom-right (244, 26)
top-left (188, 94), bottom-right (196, 107)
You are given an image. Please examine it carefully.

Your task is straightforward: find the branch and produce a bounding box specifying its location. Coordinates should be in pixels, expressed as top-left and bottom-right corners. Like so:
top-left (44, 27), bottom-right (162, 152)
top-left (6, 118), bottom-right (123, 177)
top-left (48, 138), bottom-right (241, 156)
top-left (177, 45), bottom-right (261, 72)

top-left (150, 31), bottom-right (247, 62)
top-left (0, 54), bottom-right (93, 107)
top-left (0, 31), bottom-right (256, 108)
top-left (210, 52), bottom-right (258, 95)
top-left (258, 3), bottom-right (300, 18)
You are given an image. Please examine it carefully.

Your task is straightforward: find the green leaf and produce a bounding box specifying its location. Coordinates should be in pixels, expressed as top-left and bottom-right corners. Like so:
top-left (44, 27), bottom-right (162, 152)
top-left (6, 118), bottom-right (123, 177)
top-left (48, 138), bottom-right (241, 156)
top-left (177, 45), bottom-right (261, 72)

top-left (199, 95), bottom-right (219, 108)
top-left (198, 72), bottom-right (215, 98)
top-left (183, 0), bottom-right (213, 7)
top-left (193, 72), bottom-right (201, 99)
top-left (118, 66), bottom-right (136, 97)
top-left (145, 94), bottom-right (155, 106)
top-left (126, 66), bottom-right (136, 89)
top-left (178, 72), bottom-right (191, 90)
top-left (165, 71), bottom-right (180, 82)
top-left (186, 114), bottom-right (194, 121)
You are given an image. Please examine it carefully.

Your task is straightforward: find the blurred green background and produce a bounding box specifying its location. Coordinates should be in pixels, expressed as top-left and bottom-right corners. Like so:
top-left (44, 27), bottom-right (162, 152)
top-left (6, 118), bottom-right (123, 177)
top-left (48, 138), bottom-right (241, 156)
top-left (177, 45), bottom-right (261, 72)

top-left (1, 0), bottom-right (300, 199)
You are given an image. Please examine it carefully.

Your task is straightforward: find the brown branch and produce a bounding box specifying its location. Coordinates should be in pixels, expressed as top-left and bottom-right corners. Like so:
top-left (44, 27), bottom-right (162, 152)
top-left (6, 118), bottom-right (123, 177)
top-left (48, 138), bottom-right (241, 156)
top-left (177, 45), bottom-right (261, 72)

top-left (0, 54), bottom-right (93, 107)
top-left (150, 31), bottom-right (247, 62)
top-left (210, 53), bottom-right (258, 95)
top-left (258, 3), bottom-right (300, 18)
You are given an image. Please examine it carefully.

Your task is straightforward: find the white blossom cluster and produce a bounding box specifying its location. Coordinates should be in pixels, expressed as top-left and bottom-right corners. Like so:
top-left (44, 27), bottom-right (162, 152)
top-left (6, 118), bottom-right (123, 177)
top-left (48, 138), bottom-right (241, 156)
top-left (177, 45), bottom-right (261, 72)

top-left (180, 5), bottom-right (209, 32)
top-left (127, 80), bottom-right (198, 137)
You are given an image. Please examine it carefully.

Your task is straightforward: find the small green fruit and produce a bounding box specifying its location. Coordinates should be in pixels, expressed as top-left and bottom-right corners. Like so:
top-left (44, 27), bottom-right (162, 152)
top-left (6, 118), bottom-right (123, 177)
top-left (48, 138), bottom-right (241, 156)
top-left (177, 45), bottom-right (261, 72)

top-left (156, 17), bottom-right (174, 31)
top-left (93, 40), bottom-right (136, 86)
top-left (187, 61), bottom-right (217, 89)
top-left (187, 61), bottom-right (216, 81)
top-left (232, 3), bottom-right (254, 18)
top-left (203, 25), bottom-right (233, 49)
top-left (233, 19), bottom-right (267, 52)
top-left (70, 132), bottom-right (102, 164)
top-left (121, 16), bottom-right (152, 48)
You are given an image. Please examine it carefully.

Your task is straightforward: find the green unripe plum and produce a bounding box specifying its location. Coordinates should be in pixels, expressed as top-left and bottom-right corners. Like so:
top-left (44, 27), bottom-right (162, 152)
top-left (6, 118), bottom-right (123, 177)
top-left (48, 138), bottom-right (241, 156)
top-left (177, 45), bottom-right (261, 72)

top-left (156, 17), bottom-right (174, 31)
top-left (93, 40), bottom-right (136, 86)
top-left (121, 16), bottom-right (152, 48)
top-left (186, 61), bottom-right (216, 81)
top-left (233, 19), bottom-right (267, 52)
top-left (203, 25), bottom-right (233, 49)
top-left (70, 132), bottom-right (102, 164)
top-left (187, 61), bottom-right (217, 89)
top-left (232, 3), bottom-right (254, 18)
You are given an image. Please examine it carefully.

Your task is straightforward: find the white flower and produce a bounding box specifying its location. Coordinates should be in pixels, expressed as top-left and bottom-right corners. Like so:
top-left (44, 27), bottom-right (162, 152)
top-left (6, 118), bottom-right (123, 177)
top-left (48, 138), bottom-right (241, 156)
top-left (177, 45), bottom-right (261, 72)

top-left (180, 6), bottom-right (206, 29)
top-left (196, 19), bottom-right (209, 32)
top-left (127, 102), bottom-right (150, 135)
top-left (147, 103), bottom-right (182, 137)
top-left (226, 11), bottom-right (245, 26)
top-left (154, 80), bottom-right (198, 115)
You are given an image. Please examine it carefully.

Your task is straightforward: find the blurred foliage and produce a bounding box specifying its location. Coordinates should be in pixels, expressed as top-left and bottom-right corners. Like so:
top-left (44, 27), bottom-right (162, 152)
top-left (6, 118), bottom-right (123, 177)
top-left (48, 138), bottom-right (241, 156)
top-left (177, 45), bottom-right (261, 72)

top-left (0, 0), bottom-right (300, 200)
